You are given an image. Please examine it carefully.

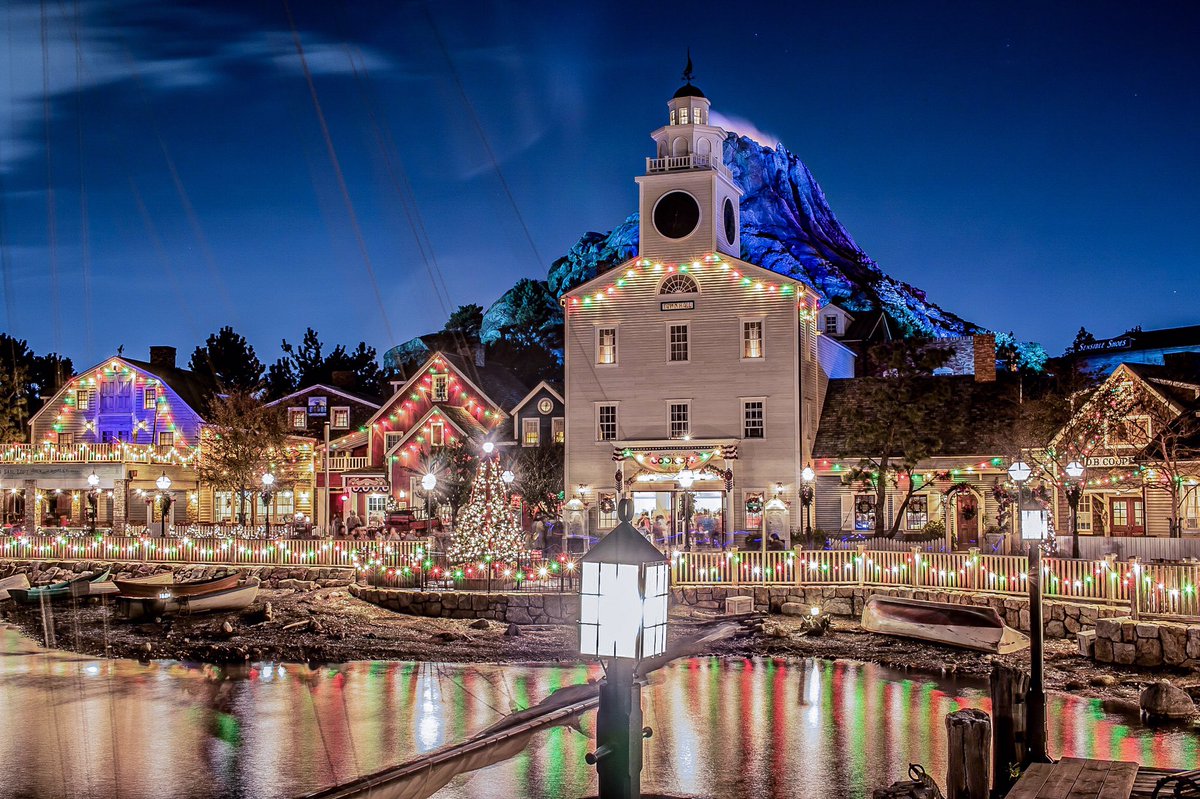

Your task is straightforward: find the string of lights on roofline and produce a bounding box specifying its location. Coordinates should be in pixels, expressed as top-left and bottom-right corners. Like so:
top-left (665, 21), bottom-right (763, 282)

top-left (816, 458), bottom-right (1185, 489)
top-left (566, 253), bottom-right (818, 317)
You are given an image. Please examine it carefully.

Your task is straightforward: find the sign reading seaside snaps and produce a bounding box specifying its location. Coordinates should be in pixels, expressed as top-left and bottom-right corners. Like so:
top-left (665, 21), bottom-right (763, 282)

top-left (660, 300), bottom-right (695, 312)
top-left (345, 475), bottom-right (389, 494)
top-left (1085, 455), bottom-right (1134, 468)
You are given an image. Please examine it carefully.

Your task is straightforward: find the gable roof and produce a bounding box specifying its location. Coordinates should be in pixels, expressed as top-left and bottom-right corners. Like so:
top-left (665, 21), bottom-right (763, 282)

top-left (265, 383), bottom-right (384, 409)
top-left (30, 355), bottom-right (217, 427)
top-left (813, 375), bottom-right (1021, 459)
top-left (383, 405), bottom-right (485, 457)
top-left (560, 252), bottom-right (815, 301)
top-left (365, 350), bottom-right (517, 430)
top-left (440, 352), bottom-right (531, 411)
top-left (510, 380), bottom-right (566, 415)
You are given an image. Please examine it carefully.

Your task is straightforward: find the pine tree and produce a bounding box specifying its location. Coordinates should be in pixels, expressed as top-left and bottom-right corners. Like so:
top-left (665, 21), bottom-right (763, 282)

top-left (448, 456), bottom-right (526, 565)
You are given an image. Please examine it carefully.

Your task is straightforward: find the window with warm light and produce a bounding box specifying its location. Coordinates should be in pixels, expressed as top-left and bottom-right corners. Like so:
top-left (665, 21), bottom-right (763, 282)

top-left (668, 323), bottom-right (689, 362)
top-left (597, 404), bottom-right (618, 441)
top-left (669, 402), bottom-right (690, 439)
top-left (430, 420), bottom-right (446, 448)
top-left (523, 418), bottom-right (540, 447)
top-left (76, 389), bottom-right (92, 410)
top-left (597, 327), bottom-right (617, 365)
top-left (742, 319), bottom-right (763, 359)
top-left (906, 495), bottom-right (928, 529)
top-left (679, 107), bottom-right (689, 125)
top-left (157, 431), bottom-right (174, 447)
top-left (384, 431), bottom-right (404, 452)
top-left (289, 408), bottom-right (307, 430)
top-left (431, 374), bottom-right (449, 402)
top-left (552, 417), bottom-right (564, 444)
top-left (143, 386), bottom-right (157, 410)
top-left (1077, 493), bottom-right (1094, 533)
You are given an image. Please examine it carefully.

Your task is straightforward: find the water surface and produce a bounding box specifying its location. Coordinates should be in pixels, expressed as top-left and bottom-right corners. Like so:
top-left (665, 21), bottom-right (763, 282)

top-left (1, 626), bottom-right (1195, 799)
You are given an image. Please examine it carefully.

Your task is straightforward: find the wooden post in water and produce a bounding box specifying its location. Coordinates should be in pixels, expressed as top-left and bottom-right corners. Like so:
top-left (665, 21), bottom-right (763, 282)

top-left (946, 708), bottom-right (991, 799)
top-left (989, 662), bottom-right (1029, 794)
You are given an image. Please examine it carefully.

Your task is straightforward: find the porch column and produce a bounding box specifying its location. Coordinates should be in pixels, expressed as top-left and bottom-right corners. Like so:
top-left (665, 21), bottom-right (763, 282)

top-left (71, 491), bottom-right (84, 526)
top-left (112, 479), bottom-right (128, 534)
top-left (22, 480), bottom-right (37, 532)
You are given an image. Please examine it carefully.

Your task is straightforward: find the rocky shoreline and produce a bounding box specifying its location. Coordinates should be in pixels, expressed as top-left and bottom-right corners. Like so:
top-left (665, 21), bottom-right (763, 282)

top-left (4, 581), bottom-right (1199, 713)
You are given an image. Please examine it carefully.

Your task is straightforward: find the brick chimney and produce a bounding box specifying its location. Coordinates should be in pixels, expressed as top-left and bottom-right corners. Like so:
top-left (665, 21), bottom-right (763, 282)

top-left (973, 334), bottom-right (996, 382)
top-left (149, 346), bottom-right (177, 370)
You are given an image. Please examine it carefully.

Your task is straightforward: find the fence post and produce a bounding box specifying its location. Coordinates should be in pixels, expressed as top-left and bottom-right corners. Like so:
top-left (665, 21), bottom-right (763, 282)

top-left (857, 545), bottom-right (866, 586)
top-left (1130, 557), bottom-right (1141, 620)
top-left (1104, 554), bottom-right (1117, 606)
top-left (969, 547), bottom-right (980, 592)
top-left (795, 548), bottom-right (803, 589)
top-left (731, 553), bottom-right (740, 588)
top-left (911, 546), bottom-right (921, 589)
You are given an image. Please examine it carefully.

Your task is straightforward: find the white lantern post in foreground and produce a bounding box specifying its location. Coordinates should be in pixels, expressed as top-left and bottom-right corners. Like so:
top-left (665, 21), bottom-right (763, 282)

top-left (579, 497), bottom-right (669, 799)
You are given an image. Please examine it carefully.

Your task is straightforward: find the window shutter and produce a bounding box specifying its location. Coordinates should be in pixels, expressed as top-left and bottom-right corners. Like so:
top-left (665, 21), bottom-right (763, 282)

top-left (839, 493), bottom-right (853, 531)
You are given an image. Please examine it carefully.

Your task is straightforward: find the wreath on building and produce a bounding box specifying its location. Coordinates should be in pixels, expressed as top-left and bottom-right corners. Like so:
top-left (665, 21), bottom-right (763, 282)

top-left (599, 495), bottom-right (615, 514)
top-left (745, 496), bottom-right (763, 514)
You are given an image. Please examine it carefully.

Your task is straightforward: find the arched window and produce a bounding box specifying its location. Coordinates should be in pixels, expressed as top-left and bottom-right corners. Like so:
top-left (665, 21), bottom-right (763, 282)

top-left (659, 273), bottom-right (699, 294)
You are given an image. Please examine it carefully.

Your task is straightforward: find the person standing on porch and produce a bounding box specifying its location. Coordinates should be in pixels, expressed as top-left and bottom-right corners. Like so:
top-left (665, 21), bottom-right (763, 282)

top-left (346, 510), bottom-right (362, 536)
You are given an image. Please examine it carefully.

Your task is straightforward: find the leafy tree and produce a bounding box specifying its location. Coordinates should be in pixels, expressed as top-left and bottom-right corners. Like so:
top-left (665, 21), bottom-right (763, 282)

top-left (0, 335), bottom-right (73, 443)
top-left (514, 442), bottom-right (564, 518)
top-left (836, 337), bottom-right (961, 537)
top-left (264, 329), bottom-right (382, 399)
top-left (1070, 326), bottom-right (1097, 353)
top-left (442, 304), bottom-right (484, 340)
top-left (194, 391), bottom-right (290, 525)
top-left (429, 441), bottom-right (478, 525)
top-left (189, 327), bottom-right (265, 392)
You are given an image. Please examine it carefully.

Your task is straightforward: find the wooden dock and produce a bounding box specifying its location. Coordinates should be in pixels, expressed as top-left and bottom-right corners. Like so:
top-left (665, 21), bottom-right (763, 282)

top-left (1007, 758), bottom-right (1190, 799)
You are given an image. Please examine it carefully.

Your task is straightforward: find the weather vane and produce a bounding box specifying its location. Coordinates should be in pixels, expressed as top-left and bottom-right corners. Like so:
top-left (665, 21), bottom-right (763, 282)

top-left (682, 48), bottom-right (694, 84)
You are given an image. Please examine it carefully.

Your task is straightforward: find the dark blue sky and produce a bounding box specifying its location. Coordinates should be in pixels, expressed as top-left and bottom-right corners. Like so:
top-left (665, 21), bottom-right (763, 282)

top-left (2, 0), bottom-right (1198, 367)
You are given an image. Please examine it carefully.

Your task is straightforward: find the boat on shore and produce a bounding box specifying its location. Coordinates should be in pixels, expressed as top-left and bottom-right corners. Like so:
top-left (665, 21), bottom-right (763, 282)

top-left (861, 595), bottom-right (1029, 654)
top-left (113, 572), bottom-right (237, 598)
top-left (7, 570), bottom-right (113, 604)
top-left (0, 574), bottom-right (30, 602)
top-left (115, 577), bottom-right (261, 620)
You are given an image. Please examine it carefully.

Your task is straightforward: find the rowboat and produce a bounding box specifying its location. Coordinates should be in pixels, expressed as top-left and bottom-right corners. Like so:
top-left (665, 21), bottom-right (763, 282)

top-left (0, 573), bottom-right (30, 602)
top-left (115, 577), bottom-right (261, 620)
top-left (7, 569), bottom-right (112, 604)
top-left (113, 573), bottom-right (238, 598)
top-left (861, 595), bottom-right (1030, 654)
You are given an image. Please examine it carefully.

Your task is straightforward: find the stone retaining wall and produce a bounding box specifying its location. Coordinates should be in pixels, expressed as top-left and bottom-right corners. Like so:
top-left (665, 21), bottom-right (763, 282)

top-left (1089, 617), bottom-right (1200, 669)
top-left (0, 560), bottom-right (354, 591)
top-left (348, 583), bottom-right (580, 625)
top-left (672, 585), bottom-right (1125, 639)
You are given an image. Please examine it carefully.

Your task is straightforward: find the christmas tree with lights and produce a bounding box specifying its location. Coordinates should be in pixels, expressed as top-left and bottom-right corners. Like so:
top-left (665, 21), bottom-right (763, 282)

top-left (448, 455), bottom-right (526, 564)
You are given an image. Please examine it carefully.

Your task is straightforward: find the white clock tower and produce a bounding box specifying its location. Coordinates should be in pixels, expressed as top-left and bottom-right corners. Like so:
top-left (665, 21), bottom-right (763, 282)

top-left (634, 60), bottom-right (743, 264)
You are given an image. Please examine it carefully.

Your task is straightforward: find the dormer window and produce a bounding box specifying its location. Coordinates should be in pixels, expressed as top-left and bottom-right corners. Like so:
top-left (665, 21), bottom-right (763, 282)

top-left (824, 314), bottom-right (840, 335)
top-left (659, 273), bottom-right (698, 295)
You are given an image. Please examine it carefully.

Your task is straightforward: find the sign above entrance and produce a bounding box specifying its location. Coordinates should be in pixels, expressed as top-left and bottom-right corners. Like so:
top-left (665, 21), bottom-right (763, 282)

top-left (660, 300), bottom-right (694, 312)
top-left (1084, 455), bottom-right (1134, 469)
top-left (0, 463), bottom-right (124, 489)
top-left (345, 475), bottom-right (389, 494)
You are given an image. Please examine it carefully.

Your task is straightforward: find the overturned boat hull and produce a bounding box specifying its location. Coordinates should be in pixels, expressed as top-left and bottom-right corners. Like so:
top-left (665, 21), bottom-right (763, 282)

top-left (861, 595), bottom-right (1029, 654)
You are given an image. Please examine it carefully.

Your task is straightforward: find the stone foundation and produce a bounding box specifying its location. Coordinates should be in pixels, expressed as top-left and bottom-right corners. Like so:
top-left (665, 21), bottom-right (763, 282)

top-left (348, 583), bottom-right (580, 625)
top-left (671, 585), bottom-right (1125, 639)
top-left (0, 560), bottom-right (354, 590)
top-left (1090, 617), bottom-right (1200, 669)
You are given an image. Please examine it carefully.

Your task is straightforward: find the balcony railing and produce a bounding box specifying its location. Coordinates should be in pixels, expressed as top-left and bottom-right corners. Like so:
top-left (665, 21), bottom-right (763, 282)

top-left (320, 456), bottom-right (369, 472)
top-left (0, 442), bottom-right (198, 465)
top-left (646, 153), bottom-right (730, 177)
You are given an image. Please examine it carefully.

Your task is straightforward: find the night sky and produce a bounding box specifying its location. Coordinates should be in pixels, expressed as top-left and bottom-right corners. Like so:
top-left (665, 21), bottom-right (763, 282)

top-left (2, 1), bottom-right (1198, 368)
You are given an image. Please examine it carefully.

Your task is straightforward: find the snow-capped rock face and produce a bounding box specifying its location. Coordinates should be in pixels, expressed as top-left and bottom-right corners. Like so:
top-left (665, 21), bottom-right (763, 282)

top-left (545, 133), bottom-right (980, 340)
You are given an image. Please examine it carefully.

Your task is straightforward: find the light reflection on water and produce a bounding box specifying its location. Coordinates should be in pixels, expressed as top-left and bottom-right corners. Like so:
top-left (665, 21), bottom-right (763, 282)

top-left (0, 626), bottom-right (1196, 799)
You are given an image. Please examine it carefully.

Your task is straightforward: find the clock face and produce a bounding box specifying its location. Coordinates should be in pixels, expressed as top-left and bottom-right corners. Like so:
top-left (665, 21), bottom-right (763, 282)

top-left (653, 191), bottom-right (700, 239)
top-left (723, 198), bottom-right (736, 244)
top-left (537, 398), bottom-right (553, 414)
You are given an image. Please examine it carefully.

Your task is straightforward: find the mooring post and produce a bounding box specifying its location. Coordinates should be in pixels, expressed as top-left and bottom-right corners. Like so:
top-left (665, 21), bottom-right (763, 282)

top-left (946, 708), bottom-right (991, 799)
top-left (990, 662), bottom-right (1029, 794)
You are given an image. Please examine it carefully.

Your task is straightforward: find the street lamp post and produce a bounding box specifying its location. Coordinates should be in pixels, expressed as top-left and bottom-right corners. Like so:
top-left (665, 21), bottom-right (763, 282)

top-left (677, 469), bottom-right (695, 551)
top-left (800, 465), bottom-right (815, 548)
top-left (155, 472), bottom-right (172, 538)
top-left (87, 471), bottom-right (100, 535)
top-left (1009, 459), bottom-right (1048, 764)
top-left (421, 472), bottom-right (438, 521)
top-left (261, 472), bottom-right (276, 536)
top-left (1065, 460), bottom-right (1085, 560)
top-left (580, 498), bottom-right (669, 799)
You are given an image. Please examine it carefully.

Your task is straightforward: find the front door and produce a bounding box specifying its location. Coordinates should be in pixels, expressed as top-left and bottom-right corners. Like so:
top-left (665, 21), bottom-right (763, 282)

top-left (1109, 497), bottom-right (1145, 536)
top-left (956, 493), bottom-right (980, 548)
